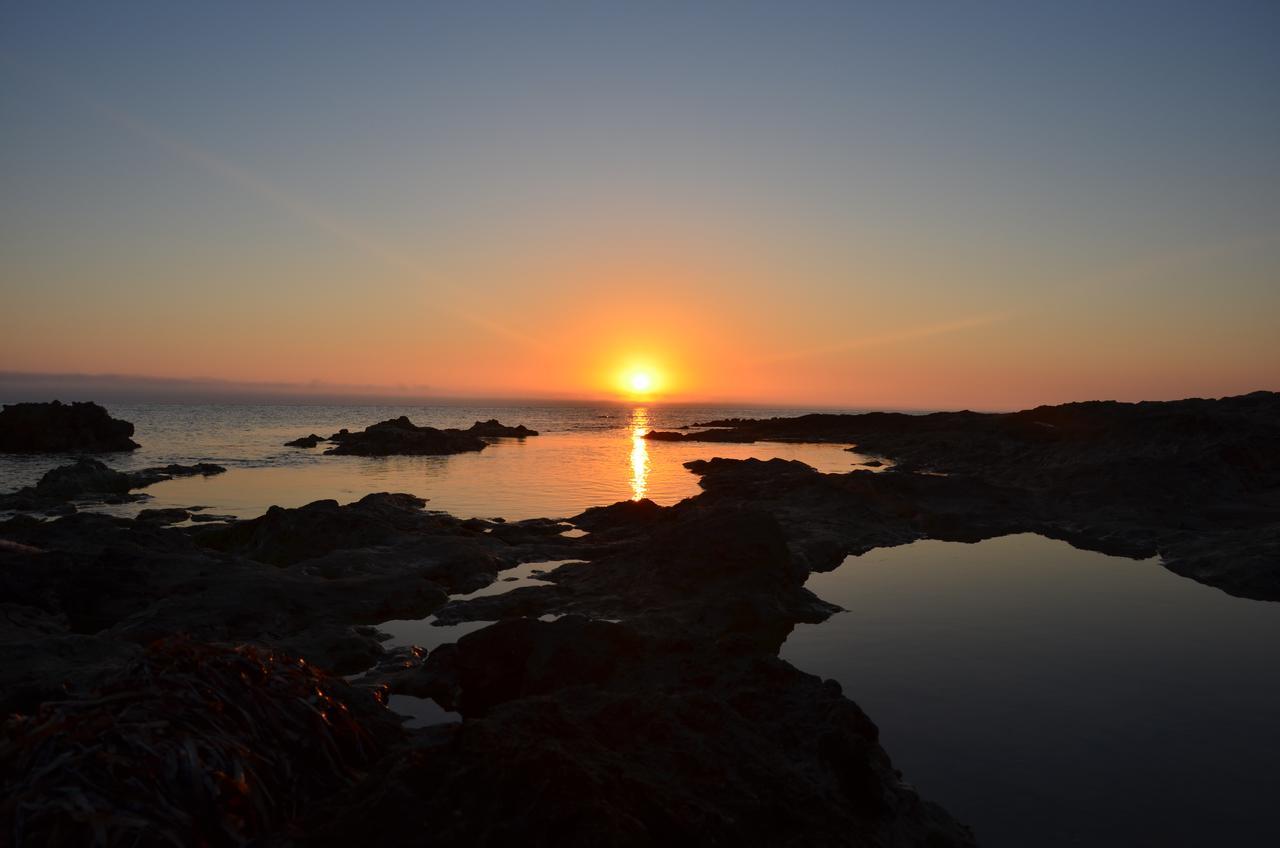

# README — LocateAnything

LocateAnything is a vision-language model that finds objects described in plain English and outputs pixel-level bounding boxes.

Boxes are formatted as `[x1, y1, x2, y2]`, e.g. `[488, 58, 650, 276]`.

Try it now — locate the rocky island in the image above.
[284, 417, 539, 455]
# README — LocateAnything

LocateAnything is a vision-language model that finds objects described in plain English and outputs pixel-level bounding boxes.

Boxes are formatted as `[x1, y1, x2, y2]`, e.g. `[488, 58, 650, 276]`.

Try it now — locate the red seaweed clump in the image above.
[0, 639, 400, 847]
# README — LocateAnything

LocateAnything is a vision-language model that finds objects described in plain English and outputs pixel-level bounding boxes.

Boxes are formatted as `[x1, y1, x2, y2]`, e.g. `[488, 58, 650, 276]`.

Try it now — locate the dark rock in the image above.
[315, 617, 975, 847]
[0, 400, 139, 453]
[570, 497, 663, 532]
[30, 458, 138, 498]
[0, 640, 400, 845]
[286, 433, 327, 447]
[0, 459, 226, 511]
[669, 393, 1280, 600]
[325, 416, 488, 456]
[464, 418, 539, 437]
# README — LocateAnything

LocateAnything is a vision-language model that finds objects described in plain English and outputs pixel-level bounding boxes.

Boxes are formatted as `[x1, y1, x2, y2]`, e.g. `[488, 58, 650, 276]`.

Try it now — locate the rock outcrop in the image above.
[464, 418, 539, 437]
[0, 401, 139, 453]
[325, 417, 489, 456]
[650, 392, 1280, 600]
[0, 458, 226, 511]
[0, 484, 975, 845]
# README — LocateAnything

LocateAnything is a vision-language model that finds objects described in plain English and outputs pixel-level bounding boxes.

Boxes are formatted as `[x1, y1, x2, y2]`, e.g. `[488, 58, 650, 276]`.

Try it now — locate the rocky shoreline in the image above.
[648, 391, 1280, 601]
[2, 391, 1277, 845]
[0, 485, 974, 845]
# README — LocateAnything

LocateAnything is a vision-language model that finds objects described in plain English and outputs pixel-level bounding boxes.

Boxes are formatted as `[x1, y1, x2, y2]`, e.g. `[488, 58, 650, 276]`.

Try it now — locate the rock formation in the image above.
[0, 401, 139, 452]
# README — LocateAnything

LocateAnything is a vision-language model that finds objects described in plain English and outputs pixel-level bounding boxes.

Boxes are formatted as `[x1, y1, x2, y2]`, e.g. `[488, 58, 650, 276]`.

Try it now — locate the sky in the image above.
[2, 1, 1278, 409]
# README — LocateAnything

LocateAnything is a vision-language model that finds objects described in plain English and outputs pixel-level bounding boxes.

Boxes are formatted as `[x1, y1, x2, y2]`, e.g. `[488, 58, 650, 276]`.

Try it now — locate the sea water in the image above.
[0, 402, 874, 520]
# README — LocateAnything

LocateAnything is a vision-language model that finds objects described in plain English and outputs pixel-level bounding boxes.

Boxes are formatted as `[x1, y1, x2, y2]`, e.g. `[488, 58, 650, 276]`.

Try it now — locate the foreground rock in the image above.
[650, 391, 1280, 600]
[0, 483, 974, 844]
[1, 639, 400, 846]
[0, 400, 138, 453]
[312, 616, 970, 847]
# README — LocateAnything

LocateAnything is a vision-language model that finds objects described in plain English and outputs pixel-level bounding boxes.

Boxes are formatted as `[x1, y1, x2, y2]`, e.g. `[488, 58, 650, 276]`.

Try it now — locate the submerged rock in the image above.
[0, 400, 139, 453]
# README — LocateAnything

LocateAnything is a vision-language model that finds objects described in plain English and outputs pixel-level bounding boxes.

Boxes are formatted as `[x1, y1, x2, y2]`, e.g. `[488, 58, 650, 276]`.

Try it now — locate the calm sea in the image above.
[0, 402, 868, 520]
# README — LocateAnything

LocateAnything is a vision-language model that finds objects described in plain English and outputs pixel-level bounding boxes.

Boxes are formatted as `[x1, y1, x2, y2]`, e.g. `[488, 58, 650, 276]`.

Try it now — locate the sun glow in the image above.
[619, 365, 663, 398]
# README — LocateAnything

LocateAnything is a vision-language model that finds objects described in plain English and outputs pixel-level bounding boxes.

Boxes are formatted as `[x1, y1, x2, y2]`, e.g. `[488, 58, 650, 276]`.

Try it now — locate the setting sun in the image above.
[628, 371, 655, 394]
[614, 362, 665, 398]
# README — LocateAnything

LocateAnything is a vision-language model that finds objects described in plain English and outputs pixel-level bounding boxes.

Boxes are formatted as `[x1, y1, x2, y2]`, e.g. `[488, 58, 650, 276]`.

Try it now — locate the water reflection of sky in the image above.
[783, 534, 1280, 848]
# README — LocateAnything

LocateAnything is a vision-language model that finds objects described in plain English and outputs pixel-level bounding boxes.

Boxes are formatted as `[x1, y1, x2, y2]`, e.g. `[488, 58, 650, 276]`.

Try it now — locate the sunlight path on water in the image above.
[630, 407, 650, 501]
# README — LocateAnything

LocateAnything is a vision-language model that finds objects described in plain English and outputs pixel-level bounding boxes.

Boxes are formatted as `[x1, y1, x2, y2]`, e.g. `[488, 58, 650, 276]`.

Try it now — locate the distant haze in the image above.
[2, 3, 1278, 408]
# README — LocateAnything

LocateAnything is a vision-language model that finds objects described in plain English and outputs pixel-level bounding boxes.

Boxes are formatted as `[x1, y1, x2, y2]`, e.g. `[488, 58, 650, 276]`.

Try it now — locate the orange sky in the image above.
[2, 5, 1278, 409]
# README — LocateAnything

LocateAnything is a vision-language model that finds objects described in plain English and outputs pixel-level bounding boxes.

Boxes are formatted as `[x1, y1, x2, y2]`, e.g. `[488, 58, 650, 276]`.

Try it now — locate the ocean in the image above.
[0, 401, 870, 520]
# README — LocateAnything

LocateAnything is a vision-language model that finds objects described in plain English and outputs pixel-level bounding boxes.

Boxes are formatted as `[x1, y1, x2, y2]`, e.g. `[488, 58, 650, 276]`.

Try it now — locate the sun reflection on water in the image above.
[629, 407, 649, 501]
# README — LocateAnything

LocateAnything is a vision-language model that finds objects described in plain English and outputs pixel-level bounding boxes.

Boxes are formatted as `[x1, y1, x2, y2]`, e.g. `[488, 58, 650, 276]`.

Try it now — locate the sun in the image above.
[616, 364, 663, 398]
[628, 371, 655, 394]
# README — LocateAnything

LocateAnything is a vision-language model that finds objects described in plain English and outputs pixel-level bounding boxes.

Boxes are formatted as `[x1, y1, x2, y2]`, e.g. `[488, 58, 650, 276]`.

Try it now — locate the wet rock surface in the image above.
[0, 400, 139, 453]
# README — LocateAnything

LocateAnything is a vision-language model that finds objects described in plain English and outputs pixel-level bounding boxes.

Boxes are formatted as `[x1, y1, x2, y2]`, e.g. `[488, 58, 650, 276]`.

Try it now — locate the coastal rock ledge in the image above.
[0, 401, 139, 453]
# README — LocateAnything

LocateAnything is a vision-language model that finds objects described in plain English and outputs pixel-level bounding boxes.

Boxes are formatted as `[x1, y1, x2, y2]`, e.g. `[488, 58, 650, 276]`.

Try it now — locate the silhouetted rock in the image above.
[0, 459, 226, 511]
[570, 497, 663, 532]
[325, 416, 488, 456]
[0, 401, 139, 453]
[285, 433, 327, 447]
[0, 478, 974, 843]
[321, 616, 975, 847]
[464, 418, 539, 437]
[667, 392, 1280, 600]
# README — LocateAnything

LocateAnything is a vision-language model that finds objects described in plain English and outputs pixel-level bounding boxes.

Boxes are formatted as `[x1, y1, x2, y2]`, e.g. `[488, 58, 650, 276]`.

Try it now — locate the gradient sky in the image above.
[2, 1, 1278, 408]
